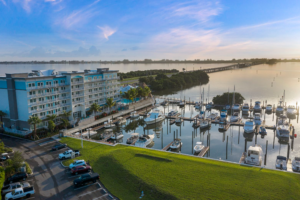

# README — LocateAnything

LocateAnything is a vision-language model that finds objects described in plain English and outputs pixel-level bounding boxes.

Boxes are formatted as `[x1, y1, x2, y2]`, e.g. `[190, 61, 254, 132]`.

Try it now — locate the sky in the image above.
[1, 0, 300, 61]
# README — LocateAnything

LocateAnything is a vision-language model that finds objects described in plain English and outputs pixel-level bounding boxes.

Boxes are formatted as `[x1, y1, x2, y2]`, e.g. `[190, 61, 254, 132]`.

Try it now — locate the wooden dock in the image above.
[239, 152, 246, 164]
[180, 115, 198, 121]
[130, 138, 139, 145]
[100, 133, 113, 142]
[165, 113, 181, 119]
[162, 142, 173, 151]
[198, 146, 209, 157]
[287, 158, 293, 172]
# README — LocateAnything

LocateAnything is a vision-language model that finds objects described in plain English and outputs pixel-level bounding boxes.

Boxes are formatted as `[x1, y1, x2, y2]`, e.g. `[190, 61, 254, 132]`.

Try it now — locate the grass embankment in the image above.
[0, 167, 5, 200]
[61, 137, 300, 200]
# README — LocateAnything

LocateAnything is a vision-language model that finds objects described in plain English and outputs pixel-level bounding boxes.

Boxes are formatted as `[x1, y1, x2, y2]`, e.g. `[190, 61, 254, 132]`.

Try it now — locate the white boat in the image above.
[275, 156, 287, 170]
[175, 118, 183, 124]
[218, 121, 229, 131]
[111, 132, 124, 140]
[292, 157, 300, 172]
[81, 130, 97, 138]
[277, 115, 289, 126]
[265, 104, 273, 112]
[207, 112, 218, 120]
[225, 105, 231, 110]
[179, 101, 185, 107]
[245, 145, 263, 166]
[276, 125, 290, 140]
[126, 133, 139, 144]
[104, 120, 116, 129]
[287, 105, 297, 115]
[242, 103, 249, 112]
[200, 119, 211, 129]
[276, 100, 284, 113]
[116, 116, 126, 125]
[206, 102, 213, 110]
[254, 113, 262, 125]
[169, 139, 182, 150]
[232, 104, 240, 111]
[244, 120, 255, 133]
[230, 112, 240, 122]
[135, 134, 154, 148]
[194, 142, 205, 154]
[130, 111, 140, 119]
[220, 109, 228, 122]
[144, 109, 165, 125]
[253, 101, 261, 112]
[168, 110, 178, 117]
[194, 102, 201, 109]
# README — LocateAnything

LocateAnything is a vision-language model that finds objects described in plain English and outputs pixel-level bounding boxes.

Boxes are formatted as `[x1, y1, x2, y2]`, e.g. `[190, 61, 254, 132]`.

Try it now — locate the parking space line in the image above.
[38, 140, 56, 146]
[78, 188, 102, 197]
[73, 182, 98, 191]
[92, 194, 109, 200]
[26, 197, 35, 200]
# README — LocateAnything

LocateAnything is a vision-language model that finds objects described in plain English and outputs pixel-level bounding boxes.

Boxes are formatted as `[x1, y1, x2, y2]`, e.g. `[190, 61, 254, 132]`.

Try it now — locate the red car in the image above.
[71, 165, 92, 175]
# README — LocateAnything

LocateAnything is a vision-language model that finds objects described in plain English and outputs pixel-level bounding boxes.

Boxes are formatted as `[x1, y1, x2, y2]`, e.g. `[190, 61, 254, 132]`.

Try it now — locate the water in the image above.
[120, 98, 141, 104]
[91, 62, 300, 170]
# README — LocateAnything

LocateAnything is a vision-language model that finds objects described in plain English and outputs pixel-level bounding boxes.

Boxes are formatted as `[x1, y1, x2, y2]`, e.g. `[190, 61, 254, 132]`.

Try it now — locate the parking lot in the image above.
[0, 135, 115, 200]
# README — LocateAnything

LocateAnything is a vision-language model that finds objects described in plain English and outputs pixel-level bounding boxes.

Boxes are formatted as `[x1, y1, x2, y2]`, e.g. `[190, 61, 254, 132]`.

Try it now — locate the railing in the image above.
[72, 99, 85, 104]
[72, 87, 84, 91]
[71, 81, 84, 85]
[4, 127, 32, 136]
[27, 83, 69, 90]
[72, 93, 84, 97]
[27, 90, 70, 98]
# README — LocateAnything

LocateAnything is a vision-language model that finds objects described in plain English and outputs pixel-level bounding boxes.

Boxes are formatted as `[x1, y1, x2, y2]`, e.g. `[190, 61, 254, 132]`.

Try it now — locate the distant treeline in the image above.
[212, 92, 245, 105]
[118, 69, 179, 80]
[139, 71, 209, 91]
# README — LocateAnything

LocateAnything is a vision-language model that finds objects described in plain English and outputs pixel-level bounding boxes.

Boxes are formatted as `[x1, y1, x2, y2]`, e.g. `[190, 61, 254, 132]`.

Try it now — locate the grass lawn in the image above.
[61, 137, 300, 200]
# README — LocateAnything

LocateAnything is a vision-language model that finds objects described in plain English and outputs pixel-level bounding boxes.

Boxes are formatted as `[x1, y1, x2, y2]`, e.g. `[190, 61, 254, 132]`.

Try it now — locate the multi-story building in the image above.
[0, 68, 120, 134]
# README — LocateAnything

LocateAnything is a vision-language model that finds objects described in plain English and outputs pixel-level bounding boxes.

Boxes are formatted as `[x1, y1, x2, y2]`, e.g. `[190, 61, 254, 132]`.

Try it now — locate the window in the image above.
[63, 107, 67, 111]
[88, 77, 92, 81]
[30, 99, 36, 103]
[89, 95, 92, 99]
[62, 100, 67, 104]
[38, 97, 44, 101]
[29, 91, 35, 95]
[46, 81, 52, 86]
[88, 89, 92, 93]
[28, 83, 35, 87]
[61, 87, 65, 90]
[39, 105, 45, 109]
[89, 101, 93, 104]
[47, 103, 52, 107]
[95, 100, 98, 103]
[38, 90, 44, 94]
[54, 80, 58, 84]
[60, 80, 65, 84]
[37, 82, 43, 87]
[46, 89, 50, 93]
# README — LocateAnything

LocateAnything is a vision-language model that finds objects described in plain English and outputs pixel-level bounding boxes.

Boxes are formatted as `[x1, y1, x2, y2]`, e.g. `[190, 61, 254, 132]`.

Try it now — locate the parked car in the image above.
[69, 160, 86, 169]
[71, 165, 92, 175]
[5, 173, 28, 185]
[2, 182, 30, 195]
[52, 143, 67, 151]
[0, 153, 10, 162]
[5, 187, 34, 200]
[73, 173, 99, 187]
[59, 150, 80, 160]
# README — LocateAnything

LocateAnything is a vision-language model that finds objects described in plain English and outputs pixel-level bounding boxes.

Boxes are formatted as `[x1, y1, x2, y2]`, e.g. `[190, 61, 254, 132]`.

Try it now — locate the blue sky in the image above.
[1, 0, 300, 61]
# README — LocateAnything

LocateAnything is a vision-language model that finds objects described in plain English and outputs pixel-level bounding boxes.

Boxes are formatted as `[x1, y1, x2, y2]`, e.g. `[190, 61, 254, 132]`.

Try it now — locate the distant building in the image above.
[0, 68, 120, 134]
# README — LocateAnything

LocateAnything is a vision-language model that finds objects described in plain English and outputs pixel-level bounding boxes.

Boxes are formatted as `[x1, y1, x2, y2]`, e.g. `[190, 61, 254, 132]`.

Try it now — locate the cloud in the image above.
[12, 0, 33, 13]
[97, 25, 116, 40]
[0, 0, 6, 6]
[122, 49, 127, 51]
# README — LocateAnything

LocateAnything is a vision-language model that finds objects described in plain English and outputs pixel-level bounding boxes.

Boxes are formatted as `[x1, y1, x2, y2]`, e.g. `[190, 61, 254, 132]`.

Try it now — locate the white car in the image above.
[59, 150, 80, 160]
[69, 160, 86, 169]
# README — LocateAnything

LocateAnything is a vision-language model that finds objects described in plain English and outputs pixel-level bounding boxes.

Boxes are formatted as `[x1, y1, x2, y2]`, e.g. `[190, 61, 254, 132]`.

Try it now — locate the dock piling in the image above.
[287, 143, 290, 160]
[264, 140, 268, 165]
[226, 135, 228, 160]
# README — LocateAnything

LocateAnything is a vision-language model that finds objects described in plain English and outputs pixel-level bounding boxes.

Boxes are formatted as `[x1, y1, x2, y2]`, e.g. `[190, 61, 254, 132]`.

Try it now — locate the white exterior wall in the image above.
[0, 89, 10, 117]
[16, 90, 30, 121]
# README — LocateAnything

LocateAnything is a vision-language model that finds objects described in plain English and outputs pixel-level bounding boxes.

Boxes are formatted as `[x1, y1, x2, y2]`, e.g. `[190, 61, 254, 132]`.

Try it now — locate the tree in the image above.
[155, 73, 168, 81]
[106, 98, 116, 114]
[0, 111, 6, 129]
[9, 151, 24, 170]
[90, 103, 100, 115]
[142, 86, 151, 99]
[128, 88, 138, 103]
[61, 110, 72, 120]
[137, 87, 143, 97]
[46, 114, 57, 121]
[48, 120, 55, 133]
[28, 116, 42, 140]
[60, 118, 70, 129]
[122, 91, 133, 103]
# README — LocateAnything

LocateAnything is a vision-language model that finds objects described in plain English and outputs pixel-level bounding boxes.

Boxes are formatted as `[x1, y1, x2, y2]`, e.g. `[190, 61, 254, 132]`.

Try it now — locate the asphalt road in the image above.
[0, 135, 114, 200]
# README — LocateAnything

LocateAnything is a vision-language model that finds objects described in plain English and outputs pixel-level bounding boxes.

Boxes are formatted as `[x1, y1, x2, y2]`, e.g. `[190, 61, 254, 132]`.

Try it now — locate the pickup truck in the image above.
[2, 182, 30, 195]
[5, 187, 35, 200]
[5, 173, 28, 185]
[59, 150, 80, 160]
[73, 173, 99, 187]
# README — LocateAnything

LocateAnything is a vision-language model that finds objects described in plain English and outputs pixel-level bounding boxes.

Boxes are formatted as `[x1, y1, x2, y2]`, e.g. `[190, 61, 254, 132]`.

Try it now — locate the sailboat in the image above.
[225, 88, 230, 110]
[206, 85, 213, 109]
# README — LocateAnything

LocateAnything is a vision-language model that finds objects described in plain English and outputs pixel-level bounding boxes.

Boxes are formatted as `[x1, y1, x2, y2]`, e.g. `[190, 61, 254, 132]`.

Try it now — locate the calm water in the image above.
[92, 62, 300, 170]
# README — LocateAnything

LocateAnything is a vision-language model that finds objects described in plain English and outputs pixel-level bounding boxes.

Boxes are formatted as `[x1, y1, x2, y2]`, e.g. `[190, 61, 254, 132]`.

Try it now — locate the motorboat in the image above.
[169, 139, 182, 150]
[254, 113, 262, 125]
[265, 104, 273, 112]
[161, 101, 169, 106]
[292, 157, 300, 172]
[244, 145, 263, 166]
[207, 112, 218, 120]
[144, 109, 165, 125]
[220, 109, 228, 122]
[242, 103, 249, 112]
[276, 100, 284, 113]
[197, 111, 205, 119]
[115, 117, 126, 125]
[130, 111, 140, 119]
[175, 117, 183, 124]
[126, 133, 139, 144]
[230, 112, 240, 122]
[253, 101, 261, 112]
[287, 105, 297, 115]
[194, 142, 205, 154]
[275, 156, 287, 170]
[277, 115, 289, 126]
[81, 130, 97, 138]
[135, 134, 154, 148]
[168, 110, 178, 117]
[225, 105, 231, 110]
[200, 119, 211, 129]
[194, 102, 201, 109]
[232, 104, 240, 111]
[218, 121, 229, 131]
[111, 132, 124, 140]
[179, 101, 185, 107]
[244, 120, 255, 134]
[276, 125, 290, 140]
[259, 126, 267, 135]
[104, 119, 116, 129]
[206, 102, 213, 110]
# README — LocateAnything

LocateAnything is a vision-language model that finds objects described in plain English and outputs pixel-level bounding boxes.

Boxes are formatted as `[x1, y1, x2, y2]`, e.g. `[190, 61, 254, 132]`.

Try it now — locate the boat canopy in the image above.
[233, 112, 239, 116]
[248, 145, 262, 153]
[255, 101, 261, 104]
[148, 112, 160, 119]
[196, 142, 202, 145]
[131, 133, 139, 136]
[245, 121, 254, 126]
[276, 156, 286, 160]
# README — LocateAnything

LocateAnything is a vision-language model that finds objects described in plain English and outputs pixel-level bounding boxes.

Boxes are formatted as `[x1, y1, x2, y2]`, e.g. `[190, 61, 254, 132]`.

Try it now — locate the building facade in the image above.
[0, 68, 120, 134]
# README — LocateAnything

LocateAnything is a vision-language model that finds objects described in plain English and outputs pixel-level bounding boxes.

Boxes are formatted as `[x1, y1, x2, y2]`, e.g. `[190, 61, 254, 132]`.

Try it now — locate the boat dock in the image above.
[239, 152, 247, 164]
[130, 138, 139, 146]
[180, 115, 198, 121]
[100, 133, 114, 142]
[198, 146, 209, 157]
[165, 113, 181, 119]
[287, 159, 293, 172]
[162, 141, 173, 151]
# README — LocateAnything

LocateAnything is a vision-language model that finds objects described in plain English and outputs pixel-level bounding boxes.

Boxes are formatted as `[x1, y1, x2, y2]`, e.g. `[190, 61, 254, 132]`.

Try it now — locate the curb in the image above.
[0, 133, 32, 142]
[61, 161, 68, 168]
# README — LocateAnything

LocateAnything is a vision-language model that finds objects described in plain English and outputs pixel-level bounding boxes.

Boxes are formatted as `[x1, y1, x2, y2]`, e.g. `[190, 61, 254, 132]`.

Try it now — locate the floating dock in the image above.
[239, 152, 247, 164]
[287, 159, 293, 172]
[198, 146, 209, 157]
[100, 133, 113, 142]
[162, 142, 173, 151]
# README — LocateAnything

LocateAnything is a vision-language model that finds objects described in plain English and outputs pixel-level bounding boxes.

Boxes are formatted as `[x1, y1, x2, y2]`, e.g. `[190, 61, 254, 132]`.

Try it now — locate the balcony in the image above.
[72, 87, 84, 91]
[27, 83, 69, 91]
[72, 93, 84, 97]
[72, 99, 85, 104]
[71, 80, 84, 85]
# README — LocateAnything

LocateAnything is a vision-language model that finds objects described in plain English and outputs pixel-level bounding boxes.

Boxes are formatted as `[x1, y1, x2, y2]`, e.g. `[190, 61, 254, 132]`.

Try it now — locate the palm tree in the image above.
[90, 103, 100, 116]
[142, 86, 151, 99]
[60, 118, 70, 129]
[28, 116, 42, 140]
[0, 111, 6, 129]
[61, 110, 72, 120]
[106, 98, 116, 114]
[46, 114, 57, 122]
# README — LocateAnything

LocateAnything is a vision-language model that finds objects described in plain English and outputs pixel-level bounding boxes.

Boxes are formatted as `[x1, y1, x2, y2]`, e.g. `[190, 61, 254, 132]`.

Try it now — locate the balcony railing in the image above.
[71, 80, 84, 85]
[27, 83, 69, 90]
